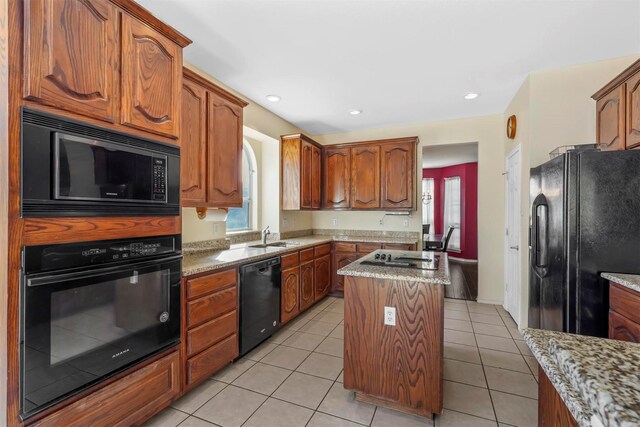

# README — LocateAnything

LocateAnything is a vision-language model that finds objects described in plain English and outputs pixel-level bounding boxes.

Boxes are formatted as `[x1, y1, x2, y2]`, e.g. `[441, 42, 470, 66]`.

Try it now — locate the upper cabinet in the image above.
[281, 134, 323, 210]
[23, 0, 191, 143]
[23, 0, 119, 122]
[180, 68, 248, 208]
[351, 145, 381, 209]
[121, 14, 182, 139]
[324, 147, 351, 209]
[381, 141, 415, 209]
[593, 59, 640, 151]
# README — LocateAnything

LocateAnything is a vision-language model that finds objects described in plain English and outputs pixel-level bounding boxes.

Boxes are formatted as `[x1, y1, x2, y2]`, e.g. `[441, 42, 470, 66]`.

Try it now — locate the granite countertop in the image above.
[601, 272, 640, 294]
[523, 328, 640, 427]
[182, 234, 419, 276]
[337, 250, 450, 285]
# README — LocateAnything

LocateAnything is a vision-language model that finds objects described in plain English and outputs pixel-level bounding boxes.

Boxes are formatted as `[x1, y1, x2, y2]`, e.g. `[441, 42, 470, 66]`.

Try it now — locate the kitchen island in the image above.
[338, 250, 450, 418]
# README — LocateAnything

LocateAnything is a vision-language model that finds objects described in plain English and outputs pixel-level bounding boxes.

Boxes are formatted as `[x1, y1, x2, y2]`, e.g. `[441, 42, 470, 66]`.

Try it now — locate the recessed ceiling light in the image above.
[349, 109, 362, 115]
[464, 92, 479, 100]
[266, 94, 281, 102]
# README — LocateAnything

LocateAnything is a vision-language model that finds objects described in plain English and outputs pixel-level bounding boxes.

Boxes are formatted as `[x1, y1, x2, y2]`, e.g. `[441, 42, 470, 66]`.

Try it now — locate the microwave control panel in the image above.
[152, 157, 167, 201]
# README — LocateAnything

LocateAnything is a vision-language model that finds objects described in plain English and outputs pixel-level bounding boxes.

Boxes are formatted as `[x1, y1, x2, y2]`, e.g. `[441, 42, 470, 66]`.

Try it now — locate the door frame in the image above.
[504, 145, 521, 325]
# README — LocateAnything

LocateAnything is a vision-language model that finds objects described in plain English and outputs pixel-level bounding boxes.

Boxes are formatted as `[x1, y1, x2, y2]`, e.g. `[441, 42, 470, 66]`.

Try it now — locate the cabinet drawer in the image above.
[187, 334, 238, 385]
[187, 268, 237, 300]
[187, 310, 237, 356]
[383, 243, 416, 251]
[609, 310, 640, 343]
[281, 252, 300, 269]
[300, 248, 315, 262]
[314, 243, 331, 257]
[187, 287, 237, 328]
[610, 283, 640, 324]
[334, 242, 357, 253]
[33, 351, 180, 427]
[357, 242, 382, 254]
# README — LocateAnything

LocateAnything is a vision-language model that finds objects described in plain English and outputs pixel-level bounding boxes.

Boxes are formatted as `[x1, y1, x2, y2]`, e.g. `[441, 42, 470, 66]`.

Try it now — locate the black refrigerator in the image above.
[529, 147, 640, 337]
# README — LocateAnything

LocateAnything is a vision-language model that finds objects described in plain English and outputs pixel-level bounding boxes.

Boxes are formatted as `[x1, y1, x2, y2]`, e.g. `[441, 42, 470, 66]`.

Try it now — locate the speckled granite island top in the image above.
[523, 328, 640, 427]
[337, 250, 450, 285]
[602, 272, 640, 294]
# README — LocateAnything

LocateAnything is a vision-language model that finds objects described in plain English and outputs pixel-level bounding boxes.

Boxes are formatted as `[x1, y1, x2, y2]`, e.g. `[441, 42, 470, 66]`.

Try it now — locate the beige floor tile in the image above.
[317, 297, 337, 310]
[443, 381, 495, 420]
[245, 342, 278, 361]
[178, 417, 217, 427]
[443, 359, 487, 388]
[484, 367, 538, 399]
[315, 337, 344, 358]
[268, 327, 296, 344]
[313, 311, 344, 325]
[337, 370, 344, 383]
[273, 372, 334, 409]
[435, 409, 498, 426]
[318, 382, 376, 425]
[243, 398, 313, 427]
[475, 335, 519, 354]
[297, 352, 344, 380]
[444, 310, 471, 321]
[444, 342, 482, 364]
[326, 304, 345, 314]
[524, 356, 539, 377]
[472, 323, 511, 338]
[444, 329, 477, 346]
[491, 390, 538, 427]
[212, 358, 256, 383]
[194, 385, 267, 427]
[444, 318, 473, 332]
[515, 340, 534, 357]
[298, 309, 323, 323]
[467, 304, 499, 315]
[143, 407, 188, 427]
[299, 320, 337, 336]
[444, 303, 468, 313]
[232, 362, 292, 395]
[470, 313, 505, 326]
[282, 331, 325, 351]
[507, 327, 523, 340]
[282, 316, 312, 332]
[307, 412, 363, 427]
[329, 324, 345, 339]
[260, 345, 311, 370]
[371, 407, 434, 426]
[444, 298, 467, 305]
[479, 349, 530, 373]
[500, 315, 518, 329]
[171, 379, 226, 413]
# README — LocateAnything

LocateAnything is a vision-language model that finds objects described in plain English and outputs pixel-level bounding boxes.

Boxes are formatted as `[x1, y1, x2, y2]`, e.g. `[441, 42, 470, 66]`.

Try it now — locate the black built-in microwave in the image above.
[21, 108, 180, 217]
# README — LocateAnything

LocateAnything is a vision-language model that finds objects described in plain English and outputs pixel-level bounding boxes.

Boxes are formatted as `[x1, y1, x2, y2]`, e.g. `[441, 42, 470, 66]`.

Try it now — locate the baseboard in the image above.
[447, 256, 478, 263]
[476, 298, 503, 305]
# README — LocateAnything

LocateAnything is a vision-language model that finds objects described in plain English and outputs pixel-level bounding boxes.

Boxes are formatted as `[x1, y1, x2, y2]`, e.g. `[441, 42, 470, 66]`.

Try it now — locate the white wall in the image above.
[313, 115, 505, 304]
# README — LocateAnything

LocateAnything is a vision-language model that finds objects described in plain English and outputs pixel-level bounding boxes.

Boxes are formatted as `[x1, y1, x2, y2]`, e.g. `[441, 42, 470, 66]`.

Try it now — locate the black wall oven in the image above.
[21, 108, 180, 217]
[20, 235, 182, 420]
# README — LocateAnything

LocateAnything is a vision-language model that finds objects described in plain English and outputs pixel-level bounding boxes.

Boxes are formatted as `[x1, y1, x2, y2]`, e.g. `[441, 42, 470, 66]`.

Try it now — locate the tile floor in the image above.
[145, 297, 539, 427]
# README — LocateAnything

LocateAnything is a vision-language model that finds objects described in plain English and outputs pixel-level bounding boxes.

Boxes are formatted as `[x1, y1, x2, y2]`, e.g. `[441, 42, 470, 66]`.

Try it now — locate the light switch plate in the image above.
[384, 306, 396, 326]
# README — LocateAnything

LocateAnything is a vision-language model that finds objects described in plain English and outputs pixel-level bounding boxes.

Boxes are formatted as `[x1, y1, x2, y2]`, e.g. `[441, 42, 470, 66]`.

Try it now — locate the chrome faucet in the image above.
[262, 226, 271, 244]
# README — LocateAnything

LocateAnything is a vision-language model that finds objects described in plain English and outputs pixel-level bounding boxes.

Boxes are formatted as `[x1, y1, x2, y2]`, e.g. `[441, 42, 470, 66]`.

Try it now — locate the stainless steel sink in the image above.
[248, 241, 300, 249]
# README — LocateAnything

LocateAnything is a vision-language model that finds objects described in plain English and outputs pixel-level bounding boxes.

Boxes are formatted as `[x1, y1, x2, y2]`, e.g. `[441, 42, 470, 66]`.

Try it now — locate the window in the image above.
[422, 178, 435, 226]
[443, 176, 461, 251]
[227, 143, 255, 231]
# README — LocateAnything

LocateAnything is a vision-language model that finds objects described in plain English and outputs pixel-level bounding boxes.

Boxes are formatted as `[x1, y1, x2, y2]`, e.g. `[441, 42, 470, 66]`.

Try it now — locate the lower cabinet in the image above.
[314, 255, 331, 301]
[32, 351, 180, 427]
[281, 266, 300, 324]
[300, 260, 315, 311]
[332, 252, 358, 293]
[538, 367, 579, 427]
[608, 282, 640, 342]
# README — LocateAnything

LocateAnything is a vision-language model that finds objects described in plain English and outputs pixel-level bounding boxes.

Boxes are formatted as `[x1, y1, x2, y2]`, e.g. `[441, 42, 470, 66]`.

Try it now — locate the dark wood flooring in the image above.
[444, 259, 478, 301]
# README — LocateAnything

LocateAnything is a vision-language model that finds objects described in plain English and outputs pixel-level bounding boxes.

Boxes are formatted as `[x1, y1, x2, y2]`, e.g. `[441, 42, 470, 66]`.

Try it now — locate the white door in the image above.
[504, 146, 521, 324]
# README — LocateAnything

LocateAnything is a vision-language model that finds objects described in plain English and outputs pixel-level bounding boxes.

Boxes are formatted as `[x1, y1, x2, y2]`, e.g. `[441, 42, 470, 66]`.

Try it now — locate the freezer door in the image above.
[575, 150, 640, 337]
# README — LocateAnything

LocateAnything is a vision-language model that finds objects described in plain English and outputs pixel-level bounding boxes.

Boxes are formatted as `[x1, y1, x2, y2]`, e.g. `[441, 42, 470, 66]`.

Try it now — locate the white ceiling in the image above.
[139, 0, 640, 135]
[422, 142, 478, 168]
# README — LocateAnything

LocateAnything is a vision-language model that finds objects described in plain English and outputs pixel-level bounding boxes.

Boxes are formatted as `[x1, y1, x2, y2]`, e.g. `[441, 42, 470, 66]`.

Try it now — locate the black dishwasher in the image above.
[239, 257, 281, 356]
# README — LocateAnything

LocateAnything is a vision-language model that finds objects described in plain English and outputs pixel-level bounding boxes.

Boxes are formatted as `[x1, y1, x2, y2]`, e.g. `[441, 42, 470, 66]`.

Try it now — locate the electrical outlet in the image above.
[403, 219, 409, 227]
[332, 218, 338, 226]
[384, 306, 396, 326]
[283, 219, 289, 227]
[213, 223, 220, 234]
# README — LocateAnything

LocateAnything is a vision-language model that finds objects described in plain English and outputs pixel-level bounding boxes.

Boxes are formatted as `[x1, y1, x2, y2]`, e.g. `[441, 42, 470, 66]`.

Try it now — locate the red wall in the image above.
[422, 162, 478, 260]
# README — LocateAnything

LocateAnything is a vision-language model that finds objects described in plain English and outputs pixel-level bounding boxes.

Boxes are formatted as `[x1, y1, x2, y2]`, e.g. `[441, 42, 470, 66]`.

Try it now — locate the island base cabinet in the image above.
[538, 368, 579, 427]
[343, 275, 443, 418]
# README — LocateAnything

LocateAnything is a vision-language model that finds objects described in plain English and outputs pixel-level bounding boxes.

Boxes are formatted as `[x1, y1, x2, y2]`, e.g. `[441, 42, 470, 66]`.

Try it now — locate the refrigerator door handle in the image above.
[531, 194, 550, 279]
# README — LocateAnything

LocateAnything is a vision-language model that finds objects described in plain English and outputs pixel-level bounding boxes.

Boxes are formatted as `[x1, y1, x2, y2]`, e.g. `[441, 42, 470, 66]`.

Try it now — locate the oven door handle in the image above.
[25, 255, 183, 287]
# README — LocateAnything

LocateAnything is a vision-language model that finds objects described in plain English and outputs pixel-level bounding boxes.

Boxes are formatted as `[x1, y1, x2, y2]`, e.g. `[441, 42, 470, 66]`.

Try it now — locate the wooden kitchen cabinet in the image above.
[595, 86, 626, 151]
[181, 68, 248, 208]
[324, 147, 351, 208]
[538, 368, 579, 427]
[626, 70, 640, 149]
[381, 142, 415, 209]
[281, 267, 300, 324]
[608, 281, 640, 343]
[281, 134, 323, 210]
[332, 251, 358, 293]
[351, 145, 381, 209]
[314, 255, 331, 301]
[300, 259, 315, 311]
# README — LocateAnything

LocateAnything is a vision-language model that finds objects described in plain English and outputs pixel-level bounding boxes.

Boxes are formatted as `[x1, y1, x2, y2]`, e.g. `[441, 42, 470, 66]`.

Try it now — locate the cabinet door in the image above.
[626, 71, 640, 149]
[300, 141, 314, 209]
[332, 253, 357, 293]
[596, 85, 626, 151]
[207, 92, 243, 207]
[121, 14, 181, 139]
[324, 147, 351, 209]
[180, 77, 207, 205]
[281, 267, 300, 324]
[351, 145, 380, 209]
[299, 261, 315, 311]
[312, 145, 322, 209]
[381, 142, 415, 209]
[24, 0, 118, 122]
[314, 255, 331, 301]
[609, 310, 640, 343]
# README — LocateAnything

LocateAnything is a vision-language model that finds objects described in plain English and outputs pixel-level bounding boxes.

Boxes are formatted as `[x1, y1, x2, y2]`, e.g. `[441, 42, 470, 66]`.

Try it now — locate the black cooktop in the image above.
[361, 252, 440, 270]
